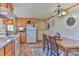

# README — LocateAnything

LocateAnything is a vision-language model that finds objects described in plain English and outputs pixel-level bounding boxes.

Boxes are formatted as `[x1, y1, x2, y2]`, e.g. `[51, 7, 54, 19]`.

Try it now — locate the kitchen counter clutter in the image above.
[0, 34, 20, 56]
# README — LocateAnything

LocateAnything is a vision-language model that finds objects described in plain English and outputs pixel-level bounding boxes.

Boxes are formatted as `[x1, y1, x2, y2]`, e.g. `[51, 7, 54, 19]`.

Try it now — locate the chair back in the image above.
[48, 35, 59, 56]
[42, 34, 49, 44]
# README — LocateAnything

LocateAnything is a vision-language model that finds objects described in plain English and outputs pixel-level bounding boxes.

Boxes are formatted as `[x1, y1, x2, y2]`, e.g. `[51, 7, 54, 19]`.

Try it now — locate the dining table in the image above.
[56, 37, 79, 56]
[43, 31, 79, 56]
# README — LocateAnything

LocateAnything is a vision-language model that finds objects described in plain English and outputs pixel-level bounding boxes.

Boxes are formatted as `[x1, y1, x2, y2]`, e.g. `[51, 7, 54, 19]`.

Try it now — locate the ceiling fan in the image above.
[55, 5, 67, 16]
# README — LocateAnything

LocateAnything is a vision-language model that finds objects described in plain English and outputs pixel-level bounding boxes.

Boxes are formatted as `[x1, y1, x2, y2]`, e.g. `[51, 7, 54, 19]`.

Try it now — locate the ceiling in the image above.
[12, 3, 75, 20]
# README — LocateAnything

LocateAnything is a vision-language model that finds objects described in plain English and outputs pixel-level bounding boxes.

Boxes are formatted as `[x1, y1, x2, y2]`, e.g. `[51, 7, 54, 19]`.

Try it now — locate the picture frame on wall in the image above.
[51, 19, 55, 27]
[47, 23, 50, 30]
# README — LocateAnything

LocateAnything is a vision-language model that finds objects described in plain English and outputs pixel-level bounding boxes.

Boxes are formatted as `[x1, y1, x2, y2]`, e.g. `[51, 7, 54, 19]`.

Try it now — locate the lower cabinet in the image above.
[0, 48, 4, 56]
[0, 35, 20, 56]
[4, 41, 14, 56]
[0, 41, 14, 56]
[20, 32, 26, 44]
[5, 49, 13, 56]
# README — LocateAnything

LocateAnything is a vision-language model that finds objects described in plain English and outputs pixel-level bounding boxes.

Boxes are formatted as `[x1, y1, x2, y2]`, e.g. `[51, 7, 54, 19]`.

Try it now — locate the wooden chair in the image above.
[48, 35, 59, 56]
[42, 34, 50, 56]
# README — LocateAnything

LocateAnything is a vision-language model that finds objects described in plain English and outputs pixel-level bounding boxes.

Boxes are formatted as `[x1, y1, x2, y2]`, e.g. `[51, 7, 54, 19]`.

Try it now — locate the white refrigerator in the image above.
[26, 24, 37, 43]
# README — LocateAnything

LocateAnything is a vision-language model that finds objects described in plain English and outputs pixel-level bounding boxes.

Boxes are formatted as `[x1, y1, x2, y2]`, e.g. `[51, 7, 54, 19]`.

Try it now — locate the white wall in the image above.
[49, 6, 79, 40]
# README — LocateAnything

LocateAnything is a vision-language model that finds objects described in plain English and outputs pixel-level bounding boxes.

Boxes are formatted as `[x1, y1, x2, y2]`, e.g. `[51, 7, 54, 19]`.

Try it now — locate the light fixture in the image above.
[55, 5, 67, 16]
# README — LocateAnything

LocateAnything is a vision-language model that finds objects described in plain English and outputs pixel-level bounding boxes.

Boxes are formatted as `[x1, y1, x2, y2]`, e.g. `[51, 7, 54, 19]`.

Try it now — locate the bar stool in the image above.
[42, 34, 50, 56]
[48, 35, 59, 56]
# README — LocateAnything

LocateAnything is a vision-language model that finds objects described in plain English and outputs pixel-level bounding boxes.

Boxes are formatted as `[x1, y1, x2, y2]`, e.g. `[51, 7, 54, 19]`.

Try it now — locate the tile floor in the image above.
[20, 40, 43, 56]
[20, 40, 79, 56]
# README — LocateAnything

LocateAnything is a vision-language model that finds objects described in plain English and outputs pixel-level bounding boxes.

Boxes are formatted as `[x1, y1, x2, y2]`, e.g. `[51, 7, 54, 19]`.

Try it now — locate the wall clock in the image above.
[66, 16, 76, 26]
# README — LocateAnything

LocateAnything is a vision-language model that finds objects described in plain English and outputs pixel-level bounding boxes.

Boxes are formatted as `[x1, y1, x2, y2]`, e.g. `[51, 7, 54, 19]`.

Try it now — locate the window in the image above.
[7, 25, 14, 31]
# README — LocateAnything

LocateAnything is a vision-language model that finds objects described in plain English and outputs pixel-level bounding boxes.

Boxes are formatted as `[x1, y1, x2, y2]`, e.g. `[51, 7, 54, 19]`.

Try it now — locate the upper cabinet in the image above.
[0, 3, 14, 12]
[3, 18, 13, 25]
[0, 3, 15, 34]
[0, 3, 14, 24]
[16, 18, 38, 28]
[0, 3, 7, 8]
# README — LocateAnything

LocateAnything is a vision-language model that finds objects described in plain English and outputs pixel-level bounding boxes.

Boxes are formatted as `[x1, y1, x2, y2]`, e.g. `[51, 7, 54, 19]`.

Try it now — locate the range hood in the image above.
[0, 7, 13, 19]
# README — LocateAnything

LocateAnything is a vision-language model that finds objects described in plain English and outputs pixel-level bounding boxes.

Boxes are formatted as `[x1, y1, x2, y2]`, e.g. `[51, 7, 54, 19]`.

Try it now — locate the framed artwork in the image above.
[47, 23, 50, 30]
[51, 19, 55, 27]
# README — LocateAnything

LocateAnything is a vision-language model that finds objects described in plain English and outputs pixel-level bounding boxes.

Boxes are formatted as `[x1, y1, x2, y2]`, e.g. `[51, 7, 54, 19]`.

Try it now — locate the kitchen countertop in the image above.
[0, 34, 19, 48]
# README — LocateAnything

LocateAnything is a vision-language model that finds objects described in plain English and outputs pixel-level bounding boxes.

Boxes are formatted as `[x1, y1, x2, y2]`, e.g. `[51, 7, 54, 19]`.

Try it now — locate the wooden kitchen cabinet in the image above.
[0, 3, 7, 8]
[3, 18, 13, 25]
[0, 41, 14, 56]
[16, 18, 22, 28]
[0, 48, 4, 56]
[16, 18, 39, 28]
[21, 19, 27, 27]
[7, 3, 13, 11]
[16, 18, 27, 28]
[0, 3, 13, 11]
[20, 32, 26, 44]
[5, 49, 13, 56]
[4, 41, 14, 56]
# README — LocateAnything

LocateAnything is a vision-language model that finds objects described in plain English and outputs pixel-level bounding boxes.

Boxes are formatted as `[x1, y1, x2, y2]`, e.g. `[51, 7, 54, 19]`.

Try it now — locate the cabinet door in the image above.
[16, 19, 22, 28]
[5, 49, 13, 56]
[5, 41, 14, 56]
[0, 3, 13, 11]
[7, 4, 13, 11]
[21, 19, 27, 27]
[0, 48, 4, 56]
[20, 32, 26, 44]
[16, 18, 27, 27]
[0, 3, 7, 7]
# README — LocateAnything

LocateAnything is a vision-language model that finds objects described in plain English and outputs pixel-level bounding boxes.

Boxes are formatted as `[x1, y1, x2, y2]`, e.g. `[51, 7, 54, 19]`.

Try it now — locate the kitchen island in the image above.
[0, 34, 20, 56]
